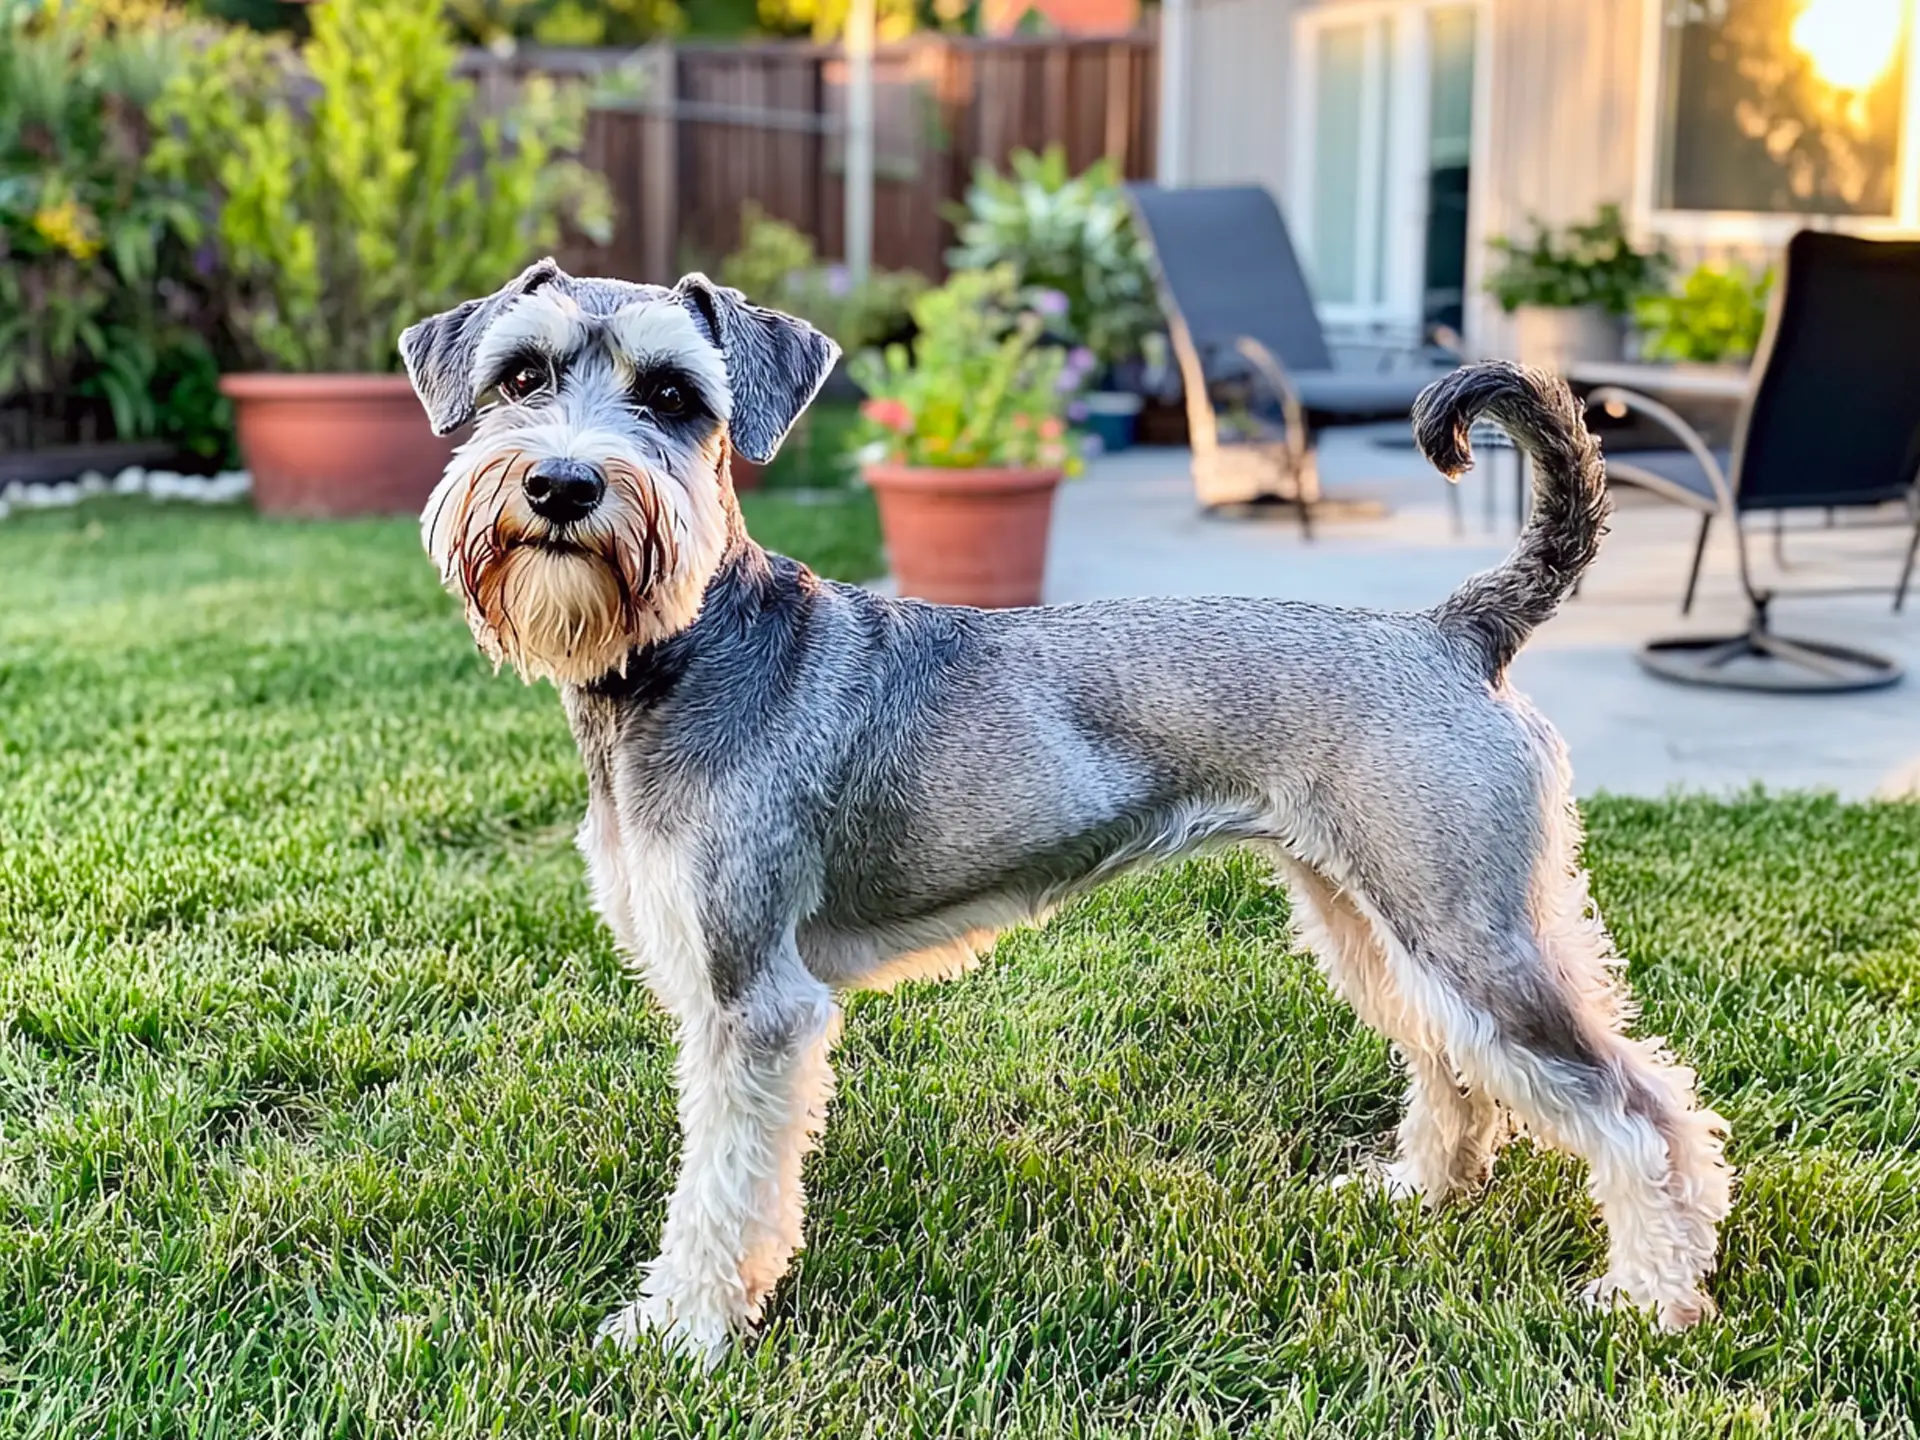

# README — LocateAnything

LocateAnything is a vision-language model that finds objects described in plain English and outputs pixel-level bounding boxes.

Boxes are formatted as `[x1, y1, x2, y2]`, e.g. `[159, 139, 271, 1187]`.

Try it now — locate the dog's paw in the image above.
[1579, 1274, 1716, 1332]
[595, 1289, 735, 1369]
[1327, 1159, 1428, 1205]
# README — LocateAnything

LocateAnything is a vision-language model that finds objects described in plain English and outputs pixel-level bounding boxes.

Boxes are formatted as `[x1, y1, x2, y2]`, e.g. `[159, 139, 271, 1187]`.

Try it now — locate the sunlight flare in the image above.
[1791, 0, 1904, 92]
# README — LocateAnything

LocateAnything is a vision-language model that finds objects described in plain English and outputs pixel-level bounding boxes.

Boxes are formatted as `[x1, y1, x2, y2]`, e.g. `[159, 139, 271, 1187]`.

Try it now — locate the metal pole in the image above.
[1156, 0, 1190, 187]
[844, 0, 876, 283]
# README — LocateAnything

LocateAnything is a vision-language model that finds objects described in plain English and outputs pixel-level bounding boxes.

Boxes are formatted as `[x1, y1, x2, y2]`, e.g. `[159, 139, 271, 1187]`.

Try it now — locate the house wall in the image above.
[1163, 0, 1655, 356]
[1469, 0, 1644, 353]
[1159, 0, 1295, 198]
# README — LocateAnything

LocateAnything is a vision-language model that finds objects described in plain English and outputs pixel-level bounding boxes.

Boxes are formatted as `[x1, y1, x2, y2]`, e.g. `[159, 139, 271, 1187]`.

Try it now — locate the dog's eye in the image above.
[639, 381, 688, 417]
[499, 361, 549, 403]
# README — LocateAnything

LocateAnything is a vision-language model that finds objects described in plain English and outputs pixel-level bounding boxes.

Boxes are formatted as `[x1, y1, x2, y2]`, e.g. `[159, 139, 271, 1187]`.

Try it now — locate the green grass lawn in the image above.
[1, 499, 1917, 1438]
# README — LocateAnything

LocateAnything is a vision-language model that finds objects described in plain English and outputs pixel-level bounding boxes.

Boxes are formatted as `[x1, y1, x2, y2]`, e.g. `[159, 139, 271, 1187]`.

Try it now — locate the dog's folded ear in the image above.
[400, 258, 566, 436]
[672, 273, 841, 464]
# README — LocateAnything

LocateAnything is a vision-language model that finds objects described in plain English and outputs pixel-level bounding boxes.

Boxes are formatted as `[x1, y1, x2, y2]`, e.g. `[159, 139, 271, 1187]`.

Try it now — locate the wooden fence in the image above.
[551, 32, 1158, 285]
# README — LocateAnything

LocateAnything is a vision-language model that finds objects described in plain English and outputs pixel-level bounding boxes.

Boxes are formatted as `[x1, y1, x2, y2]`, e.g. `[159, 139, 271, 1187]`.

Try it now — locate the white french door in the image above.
[1291, 0, 1488, 338]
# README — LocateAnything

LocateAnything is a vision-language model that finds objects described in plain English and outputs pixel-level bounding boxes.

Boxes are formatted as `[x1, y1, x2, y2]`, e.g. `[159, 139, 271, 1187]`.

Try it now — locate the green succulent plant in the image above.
[946, 146, 1162, 375]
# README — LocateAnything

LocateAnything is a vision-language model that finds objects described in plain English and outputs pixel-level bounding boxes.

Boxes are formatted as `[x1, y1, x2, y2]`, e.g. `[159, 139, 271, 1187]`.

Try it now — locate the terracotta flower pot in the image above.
[730, 451, 764, 492]
[864, 462, 1062, 608]
[220, 373, 458, 517]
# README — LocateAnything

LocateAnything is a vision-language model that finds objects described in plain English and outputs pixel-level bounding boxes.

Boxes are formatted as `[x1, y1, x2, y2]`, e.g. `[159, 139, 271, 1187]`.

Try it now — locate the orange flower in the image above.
[860, 397, 913, 433]
[1038, 416, 1065, 440]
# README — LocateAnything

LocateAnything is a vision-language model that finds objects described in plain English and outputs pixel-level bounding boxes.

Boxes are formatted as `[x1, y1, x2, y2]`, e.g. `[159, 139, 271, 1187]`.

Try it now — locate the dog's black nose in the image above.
[524, 459, 605, 524]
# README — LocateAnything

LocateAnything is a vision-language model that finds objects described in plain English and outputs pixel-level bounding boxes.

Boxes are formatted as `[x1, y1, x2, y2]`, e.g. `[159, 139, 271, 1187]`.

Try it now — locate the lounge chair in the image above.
[1126, 184, 1457, 528]
[1591, 230, 1920, 693]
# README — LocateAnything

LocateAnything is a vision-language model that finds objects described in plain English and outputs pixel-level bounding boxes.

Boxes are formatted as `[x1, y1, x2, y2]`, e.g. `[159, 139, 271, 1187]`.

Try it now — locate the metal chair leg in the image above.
[1682, 513, 1711, 615]
[1896, 510, 1919, 613]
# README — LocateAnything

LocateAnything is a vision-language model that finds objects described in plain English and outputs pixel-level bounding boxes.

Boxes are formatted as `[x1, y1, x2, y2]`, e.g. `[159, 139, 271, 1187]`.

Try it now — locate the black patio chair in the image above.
[1591, 230, 1920, 693]
[1126, 183, 1458, 531]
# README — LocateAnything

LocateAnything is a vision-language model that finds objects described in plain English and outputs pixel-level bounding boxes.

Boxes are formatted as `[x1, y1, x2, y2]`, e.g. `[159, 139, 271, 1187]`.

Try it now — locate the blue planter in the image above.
[1082, 392, 1144, 454]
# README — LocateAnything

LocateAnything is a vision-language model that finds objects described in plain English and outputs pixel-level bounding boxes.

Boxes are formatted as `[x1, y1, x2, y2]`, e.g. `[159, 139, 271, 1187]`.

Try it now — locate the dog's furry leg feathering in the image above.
[399, 260, 1732, 1364]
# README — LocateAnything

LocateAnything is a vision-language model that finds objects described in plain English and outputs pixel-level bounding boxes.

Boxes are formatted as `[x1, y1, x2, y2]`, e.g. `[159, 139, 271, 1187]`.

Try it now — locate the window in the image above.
[1293, 1, 1483, 330]
[1653, 0, 1910, 216]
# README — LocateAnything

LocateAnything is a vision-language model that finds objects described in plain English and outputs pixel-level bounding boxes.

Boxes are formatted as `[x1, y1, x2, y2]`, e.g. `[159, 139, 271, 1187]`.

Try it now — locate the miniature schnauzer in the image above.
[400, 259, 1733, 1364]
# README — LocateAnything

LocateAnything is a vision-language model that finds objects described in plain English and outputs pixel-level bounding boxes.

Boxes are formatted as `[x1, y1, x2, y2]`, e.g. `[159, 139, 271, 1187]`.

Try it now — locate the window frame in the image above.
[1632, 0, 1920, 244]
[1289, 0, 1495, 335]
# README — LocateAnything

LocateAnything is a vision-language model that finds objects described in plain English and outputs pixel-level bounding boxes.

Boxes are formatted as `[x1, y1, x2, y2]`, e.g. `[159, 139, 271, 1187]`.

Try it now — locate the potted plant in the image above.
[149, 0, 608, 516]
[1633, 262, 1774, 365]
[852, 265, 1082, 608]
[1486, 203, 1670, 373]
[947, 146, 1164, 453]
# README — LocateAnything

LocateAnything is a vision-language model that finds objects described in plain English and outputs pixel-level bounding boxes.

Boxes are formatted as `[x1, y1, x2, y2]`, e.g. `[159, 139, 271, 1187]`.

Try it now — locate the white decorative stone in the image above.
[0, 464, 257, 522]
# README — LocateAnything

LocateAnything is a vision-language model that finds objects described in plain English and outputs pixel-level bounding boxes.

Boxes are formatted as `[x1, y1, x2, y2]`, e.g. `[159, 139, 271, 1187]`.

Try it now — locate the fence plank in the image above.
[559, 31, 1157, 285]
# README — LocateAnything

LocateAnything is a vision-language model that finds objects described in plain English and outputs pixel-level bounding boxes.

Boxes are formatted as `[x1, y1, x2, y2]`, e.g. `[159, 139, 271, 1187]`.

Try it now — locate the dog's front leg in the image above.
[599, 950, 839, 1367]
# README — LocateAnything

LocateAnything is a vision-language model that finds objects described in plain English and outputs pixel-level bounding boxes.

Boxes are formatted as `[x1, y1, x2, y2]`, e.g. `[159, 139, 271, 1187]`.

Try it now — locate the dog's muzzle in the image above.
[524, 458, 606, 526]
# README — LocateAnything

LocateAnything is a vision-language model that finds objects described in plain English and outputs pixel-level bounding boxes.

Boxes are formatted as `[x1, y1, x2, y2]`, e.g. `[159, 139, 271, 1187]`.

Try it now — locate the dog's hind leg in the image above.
[1277, 857, 1505, 1202]
[1353, 856, 1732, 1330]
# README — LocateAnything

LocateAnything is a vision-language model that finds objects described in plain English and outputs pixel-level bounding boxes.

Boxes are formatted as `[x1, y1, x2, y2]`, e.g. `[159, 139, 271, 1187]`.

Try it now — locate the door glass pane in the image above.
[1424, 5, 1476, 330]
[1311, 22, 1367, 305]
[1657, 0, 1906, 215]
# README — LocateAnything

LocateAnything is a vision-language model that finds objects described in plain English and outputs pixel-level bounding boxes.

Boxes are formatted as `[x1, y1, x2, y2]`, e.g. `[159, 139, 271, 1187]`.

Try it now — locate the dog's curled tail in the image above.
[1413, 361, 1610, 678]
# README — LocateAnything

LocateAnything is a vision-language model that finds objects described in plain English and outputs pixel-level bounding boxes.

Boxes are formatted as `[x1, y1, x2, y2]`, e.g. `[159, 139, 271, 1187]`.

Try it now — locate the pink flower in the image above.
[861, 397, 913, 433]
[1039, 416, 1064, 440]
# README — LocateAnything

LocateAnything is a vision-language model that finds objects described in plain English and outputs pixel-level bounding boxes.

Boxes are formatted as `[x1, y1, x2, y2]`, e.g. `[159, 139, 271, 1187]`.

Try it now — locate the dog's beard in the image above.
[424, 447, 723, 685]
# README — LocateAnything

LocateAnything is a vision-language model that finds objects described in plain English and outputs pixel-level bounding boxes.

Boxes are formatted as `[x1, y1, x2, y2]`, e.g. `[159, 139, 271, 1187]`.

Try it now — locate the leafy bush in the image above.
[1485, 203, 1671, 317]
[0, 0, 231, 457]
[946, 145, 1161, 375]
[151, 0, 610, 374]
[851, 264, 1081, 473]
[1634, 263, 1773, 364]
[719, 203, 926, 357]
[444, 0, 685, 50]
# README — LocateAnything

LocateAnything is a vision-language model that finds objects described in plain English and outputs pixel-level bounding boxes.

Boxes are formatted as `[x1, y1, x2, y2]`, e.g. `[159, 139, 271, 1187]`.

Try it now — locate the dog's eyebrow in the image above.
[469, 289, 591, 396]
[605, 301, 732, 419]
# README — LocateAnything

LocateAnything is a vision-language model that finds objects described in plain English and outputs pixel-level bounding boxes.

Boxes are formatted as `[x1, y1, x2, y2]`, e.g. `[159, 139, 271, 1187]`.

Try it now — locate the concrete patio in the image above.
[1045, 429, 1920, 798]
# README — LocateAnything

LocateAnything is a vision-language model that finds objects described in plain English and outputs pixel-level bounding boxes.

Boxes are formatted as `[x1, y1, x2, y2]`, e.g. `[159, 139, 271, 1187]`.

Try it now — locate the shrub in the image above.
[945, 145, 1161, 375]
[0, 0, 231, 457]
[443, 0, 685, 50]
[150, 0, 610, 374]
[1485, 203, 1671, 317]
[1634, 263, 1773, 364]
[851, 264, 1081, 473]
[719, 203, 926, 357]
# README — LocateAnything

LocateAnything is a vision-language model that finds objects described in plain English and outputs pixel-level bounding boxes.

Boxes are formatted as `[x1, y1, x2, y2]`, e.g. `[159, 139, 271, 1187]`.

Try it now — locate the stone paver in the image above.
[1042, 429, 1920, 797]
